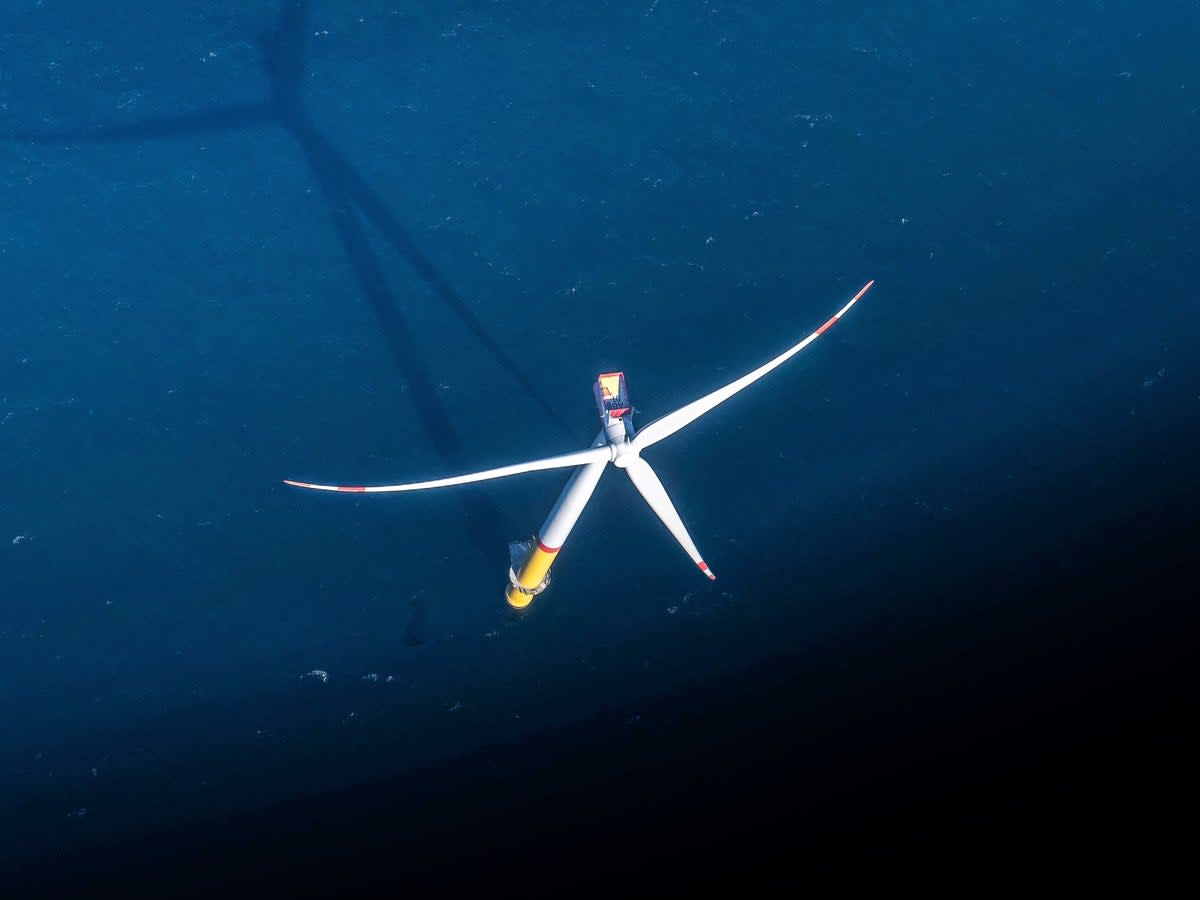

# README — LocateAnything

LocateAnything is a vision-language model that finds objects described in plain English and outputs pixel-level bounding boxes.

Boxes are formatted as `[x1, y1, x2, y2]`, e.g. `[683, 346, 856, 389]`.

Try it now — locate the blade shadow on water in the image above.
[304, 129, 570, 432]
[311, 152, 512, 548]
[4, 0, 567, 639]
[318, 174, 512, 648]
[4, 103, 273, 143]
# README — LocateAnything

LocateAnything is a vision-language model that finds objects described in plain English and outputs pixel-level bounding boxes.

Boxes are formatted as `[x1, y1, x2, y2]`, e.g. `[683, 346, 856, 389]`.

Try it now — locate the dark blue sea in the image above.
[2, 0, 1196, 890]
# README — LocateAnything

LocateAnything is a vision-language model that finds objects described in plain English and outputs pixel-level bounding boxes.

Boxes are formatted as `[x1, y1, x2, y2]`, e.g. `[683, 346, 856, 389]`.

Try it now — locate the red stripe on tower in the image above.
[537, 539, 560, 554]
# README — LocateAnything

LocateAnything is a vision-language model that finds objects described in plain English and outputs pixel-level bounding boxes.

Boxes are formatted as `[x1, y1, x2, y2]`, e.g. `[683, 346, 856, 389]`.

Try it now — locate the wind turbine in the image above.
[286, 281, 874, 608]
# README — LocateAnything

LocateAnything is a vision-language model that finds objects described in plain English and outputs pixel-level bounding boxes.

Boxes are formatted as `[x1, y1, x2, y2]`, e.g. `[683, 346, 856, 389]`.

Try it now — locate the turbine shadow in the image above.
[7, 0, 552, 637]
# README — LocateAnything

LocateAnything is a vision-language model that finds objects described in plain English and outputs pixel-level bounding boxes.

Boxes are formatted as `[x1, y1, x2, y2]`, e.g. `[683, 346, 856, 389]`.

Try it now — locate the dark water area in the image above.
[1, 0, 1196, 890]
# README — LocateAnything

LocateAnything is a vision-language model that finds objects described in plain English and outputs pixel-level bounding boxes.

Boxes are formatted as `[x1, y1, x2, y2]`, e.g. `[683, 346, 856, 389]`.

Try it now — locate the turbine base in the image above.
[504, 539, 554, 609]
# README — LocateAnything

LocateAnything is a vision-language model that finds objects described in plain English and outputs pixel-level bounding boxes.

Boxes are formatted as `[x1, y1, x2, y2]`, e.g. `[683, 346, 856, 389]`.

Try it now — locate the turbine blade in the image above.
[633, 280, 874, 450]
[623, 456, 715, 581]
[285, 444, 611, 494]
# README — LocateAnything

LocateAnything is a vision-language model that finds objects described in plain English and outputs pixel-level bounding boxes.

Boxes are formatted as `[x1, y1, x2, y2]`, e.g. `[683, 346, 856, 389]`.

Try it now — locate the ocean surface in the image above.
[1, 0, 1197, 889]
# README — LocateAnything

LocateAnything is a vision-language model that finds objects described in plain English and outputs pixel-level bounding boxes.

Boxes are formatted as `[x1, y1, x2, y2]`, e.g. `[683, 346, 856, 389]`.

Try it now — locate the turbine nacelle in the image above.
[284, 280, 875, 607]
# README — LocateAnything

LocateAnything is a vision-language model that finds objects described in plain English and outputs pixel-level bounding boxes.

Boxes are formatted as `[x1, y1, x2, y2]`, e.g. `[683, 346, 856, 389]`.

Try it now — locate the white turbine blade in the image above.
[633, 280, 874, 450]
[624, 456, 716, 581]
[284, 444, 611, 494]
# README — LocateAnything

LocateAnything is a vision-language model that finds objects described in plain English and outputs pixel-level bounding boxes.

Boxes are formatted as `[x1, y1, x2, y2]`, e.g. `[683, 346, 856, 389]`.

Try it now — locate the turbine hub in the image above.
[609, 437, 639, 468]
